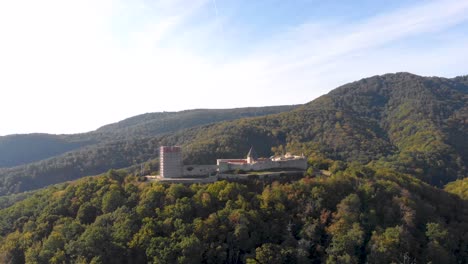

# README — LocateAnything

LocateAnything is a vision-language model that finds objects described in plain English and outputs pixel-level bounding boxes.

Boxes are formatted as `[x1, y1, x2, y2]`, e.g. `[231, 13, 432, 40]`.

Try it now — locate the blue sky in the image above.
[0, 0, 467, 135]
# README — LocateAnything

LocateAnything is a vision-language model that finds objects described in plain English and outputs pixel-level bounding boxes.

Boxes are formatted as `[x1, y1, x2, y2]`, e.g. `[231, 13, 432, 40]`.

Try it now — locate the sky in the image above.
[0, 0, 468, 135]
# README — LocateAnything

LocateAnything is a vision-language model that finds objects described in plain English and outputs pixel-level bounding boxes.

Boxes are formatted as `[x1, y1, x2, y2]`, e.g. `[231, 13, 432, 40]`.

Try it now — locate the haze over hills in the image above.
[0, 72, 466, 196]
[0, 134, 93, 168]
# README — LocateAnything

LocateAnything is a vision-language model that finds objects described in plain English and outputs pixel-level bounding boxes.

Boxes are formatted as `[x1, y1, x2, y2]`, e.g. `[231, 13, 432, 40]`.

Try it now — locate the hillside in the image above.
[0, 165, 466, 263]
[174, 73, 468, 186]
[95, 106, 298, 138]
[0, 73, 466, 196]
[0, 134, 94, 168]
[0, 106, 297, 196]
[0, 106, 296, 169]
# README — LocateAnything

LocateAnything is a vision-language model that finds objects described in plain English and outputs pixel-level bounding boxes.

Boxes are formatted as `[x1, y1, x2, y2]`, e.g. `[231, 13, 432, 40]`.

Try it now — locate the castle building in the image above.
[216, 146, 307, 173]
[160, 146, 183, 178]
[158, 146, 307, 180]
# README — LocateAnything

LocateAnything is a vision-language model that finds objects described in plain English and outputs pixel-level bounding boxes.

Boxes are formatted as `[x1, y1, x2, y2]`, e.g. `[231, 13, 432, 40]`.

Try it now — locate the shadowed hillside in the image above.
[0, 134, 94, 168]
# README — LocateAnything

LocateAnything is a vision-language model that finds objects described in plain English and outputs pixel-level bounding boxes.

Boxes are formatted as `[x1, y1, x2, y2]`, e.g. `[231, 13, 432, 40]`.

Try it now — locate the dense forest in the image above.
[0, 165, 466, 263]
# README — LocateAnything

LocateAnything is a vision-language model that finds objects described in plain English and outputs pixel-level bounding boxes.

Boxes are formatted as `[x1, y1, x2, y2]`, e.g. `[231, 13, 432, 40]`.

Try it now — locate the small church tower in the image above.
[246, 146, 258, 164]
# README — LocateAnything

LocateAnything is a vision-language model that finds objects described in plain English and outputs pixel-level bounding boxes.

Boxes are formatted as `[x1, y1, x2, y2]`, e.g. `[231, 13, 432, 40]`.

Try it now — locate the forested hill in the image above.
[173, 73, 468, 186]
[0, 106, 298, 195]
[95, 106, 299, 138]
[0, 134, 93, 168]
[0, 73, 466, 196]
[0, 106, 296, 169]
[0, 166, 467, 263]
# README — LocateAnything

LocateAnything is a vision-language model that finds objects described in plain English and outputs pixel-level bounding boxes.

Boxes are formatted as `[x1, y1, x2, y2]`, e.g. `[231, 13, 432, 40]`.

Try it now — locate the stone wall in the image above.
[218, 170, 304, 181]
[156, 176, 218, 184]
[183, 165, 218, 177]
[218, 158, 307, 173]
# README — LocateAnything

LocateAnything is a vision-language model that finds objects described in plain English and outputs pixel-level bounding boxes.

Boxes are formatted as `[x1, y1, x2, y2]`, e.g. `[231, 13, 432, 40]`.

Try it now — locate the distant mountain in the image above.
[0, 106, 298, 195]
[96, 106, 299, 138]
[0, 134, 93, 168]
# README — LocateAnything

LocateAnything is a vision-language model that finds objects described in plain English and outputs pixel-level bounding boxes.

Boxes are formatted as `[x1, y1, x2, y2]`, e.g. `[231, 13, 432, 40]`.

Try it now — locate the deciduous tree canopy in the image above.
[0, 166, 466, 263]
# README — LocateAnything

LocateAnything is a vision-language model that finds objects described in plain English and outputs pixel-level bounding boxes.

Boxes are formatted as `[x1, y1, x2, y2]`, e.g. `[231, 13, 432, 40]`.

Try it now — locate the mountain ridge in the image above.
[0, 72, 466, 195]
[0, 105, 298, 169]
[174, 72, 467, 185]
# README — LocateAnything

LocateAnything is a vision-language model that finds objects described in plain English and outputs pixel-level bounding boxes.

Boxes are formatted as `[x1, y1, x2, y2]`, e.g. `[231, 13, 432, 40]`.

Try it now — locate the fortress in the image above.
[153, 146, 307, 183]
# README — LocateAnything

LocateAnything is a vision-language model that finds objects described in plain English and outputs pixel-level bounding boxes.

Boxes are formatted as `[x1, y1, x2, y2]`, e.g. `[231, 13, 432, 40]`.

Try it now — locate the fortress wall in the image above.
[157, 176, 218, 184]
[183, 165, 218, 177]
[276, 159, 308, 170]
[218, 171, 305, 180]
[218, 159, 307, 173]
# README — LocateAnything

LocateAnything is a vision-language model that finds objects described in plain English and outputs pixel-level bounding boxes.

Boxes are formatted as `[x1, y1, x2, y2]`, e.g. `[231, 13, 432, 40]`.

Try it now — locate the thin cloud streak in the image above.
[244, 0, 468, 77]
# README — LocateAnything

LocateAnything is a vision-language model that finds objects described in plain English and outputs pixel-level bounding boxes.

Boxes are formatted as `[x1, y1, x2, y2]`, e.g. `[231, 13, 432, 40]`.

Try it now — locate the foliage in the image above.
[0, 166, 467, 263]
[445, 177, 468, 200]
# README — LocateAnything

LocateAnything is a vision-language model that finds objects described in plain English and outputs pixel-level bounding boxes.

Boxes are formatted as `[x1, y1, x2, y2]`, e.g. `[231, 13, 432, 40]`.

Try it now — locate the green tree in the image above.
[250, 243, 283, 264]
[77, 202, 98, 224]
[102, 188, 124, 213]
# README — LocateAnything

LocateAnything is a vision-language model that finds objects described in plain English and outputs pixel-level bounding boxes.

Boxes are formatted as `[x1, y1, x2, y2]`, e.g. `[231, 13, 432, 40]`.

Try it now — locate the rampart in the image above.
[217, 158, 307, 173]
[182, 165, 218, 177]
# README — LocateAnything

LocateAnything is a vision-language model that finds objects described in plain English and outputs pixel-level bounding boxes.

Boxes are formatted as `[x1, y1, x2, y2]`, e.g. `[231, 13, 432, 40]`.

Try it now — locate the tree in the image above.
[424, 222, 455, 263]
[77, 203, 98, 224]
[102, 188, 124, 213]
[250, 243, 283, 264]
[367, 226, 405, 263]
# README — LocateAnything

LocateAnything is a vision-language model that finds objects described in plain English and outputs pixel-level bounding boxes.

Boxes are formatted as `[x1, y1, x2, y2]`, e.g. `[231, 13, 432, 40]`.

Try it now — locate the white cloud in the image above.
[0, 0, 467, 135]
